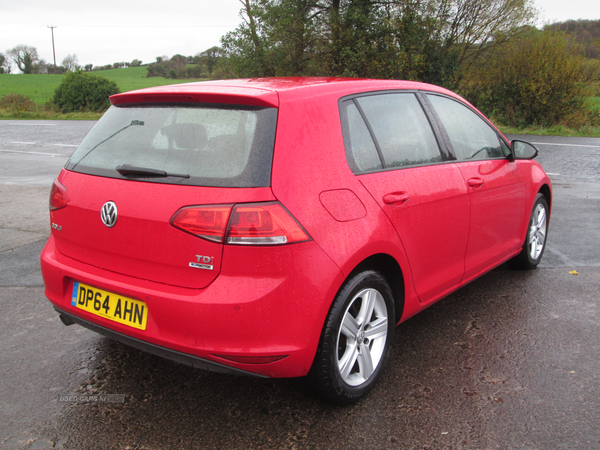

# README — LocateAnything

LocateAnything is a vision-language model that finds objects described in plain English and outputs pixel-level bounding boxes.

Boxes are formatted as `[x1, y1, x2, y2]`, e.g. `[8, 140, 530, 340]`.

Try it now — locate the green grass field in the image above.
[0, 66, 206, 105]
[0, 74, 64, 104]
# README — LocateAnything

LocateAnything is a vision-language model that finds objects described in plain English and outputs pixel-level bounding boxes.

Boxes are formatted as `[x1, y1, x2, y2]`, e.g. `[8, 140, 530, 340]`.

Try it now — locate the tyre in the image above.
[510, 193, 549, 270]
[307, 270, 395, 405]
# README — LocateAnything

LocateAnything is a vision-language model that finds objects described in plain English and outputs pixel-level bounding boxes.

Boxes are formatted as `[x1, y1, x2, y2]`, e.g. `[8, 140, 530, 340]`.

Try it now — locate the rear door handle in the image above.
[383, 192, 410, 205]
[467, 177, 484, 188]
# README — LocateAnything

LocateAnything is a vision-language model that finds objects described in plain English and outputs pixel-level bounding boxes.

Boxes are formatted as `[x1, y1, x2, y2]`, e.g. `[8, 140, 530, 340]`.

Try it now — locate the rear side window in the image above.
[427, 94, 508, 161]
[344, 102, 383, 172]
[341, 93, 443, 173]
[66, 104, 278, 187]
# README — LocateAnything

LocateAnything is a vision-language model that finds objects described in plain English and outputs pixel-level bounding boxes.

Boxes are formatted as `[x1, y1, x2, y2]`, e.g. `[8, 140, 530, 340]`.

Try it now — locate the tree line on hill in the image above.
[0, 45, 222, 79]
[145, 47, 223, 78]
[0, 46, 144, 75]
[546, 19, 600, 59]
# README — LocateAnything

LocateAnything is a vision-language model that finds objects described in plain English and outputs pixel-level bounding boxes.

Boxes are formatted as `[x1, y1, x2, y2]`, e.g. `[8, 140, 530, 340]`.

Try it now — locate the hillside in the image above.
[545, 19, 600, 58]
[0, 66, 206, 105]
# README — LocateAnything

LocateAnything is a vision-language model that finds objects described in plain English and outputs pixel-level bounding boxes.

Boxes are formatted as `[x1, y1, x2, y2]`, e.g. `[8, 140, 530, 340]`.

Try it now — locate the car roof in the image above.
[109, 77, 460, 109]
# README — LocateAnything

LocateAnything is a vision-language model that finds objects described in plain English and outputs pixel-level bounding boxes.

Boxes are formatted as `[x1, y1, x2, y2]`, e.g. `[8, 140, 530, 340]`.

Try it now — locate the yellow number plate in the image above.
[71, 281, 148, 330]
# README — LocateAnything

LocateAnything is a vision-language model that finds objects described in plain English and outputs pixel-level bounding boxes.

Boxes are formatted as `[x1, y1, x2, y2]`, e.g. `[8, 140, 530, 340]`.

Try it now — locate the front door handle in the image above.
[467, 177, 484, 188]
[383, 192, 410, 205]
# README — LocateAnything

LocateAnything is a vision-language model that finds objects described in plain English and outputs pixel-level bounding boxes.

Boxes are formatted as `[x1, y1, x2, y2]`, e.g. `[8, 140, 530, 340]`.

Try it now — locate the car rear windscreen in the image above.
[66, 104, 278, 187]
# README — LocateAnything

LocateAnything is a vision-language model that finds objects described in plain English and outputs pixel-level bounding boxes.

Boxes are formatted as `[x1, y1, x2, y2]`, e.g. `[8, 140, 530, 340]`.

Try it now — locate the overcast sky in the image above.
[1, 0, 599, 71]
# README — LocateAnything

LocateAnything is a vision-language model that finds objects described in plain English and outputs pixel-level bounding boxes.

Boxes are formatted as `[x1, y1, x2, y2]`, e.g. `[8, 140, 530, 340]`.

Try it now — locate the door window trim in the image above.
[419, 92, 511, 162]
[339, 90, 455, 175]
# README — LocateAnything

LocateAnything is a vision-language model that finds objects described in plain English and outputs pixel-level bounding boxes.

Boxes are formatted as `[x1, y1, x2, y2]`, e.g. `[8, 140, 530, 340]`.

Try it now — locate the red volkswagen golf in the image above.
[41, 78, 551, 404]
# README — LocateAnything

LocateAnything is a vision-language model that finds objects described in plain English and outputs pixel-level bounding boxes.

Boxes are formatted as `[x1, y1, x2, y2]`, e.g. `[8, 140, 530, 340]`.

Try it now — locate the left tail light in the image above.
[49, 179, 67, 211]
[171, 202, 311, 245]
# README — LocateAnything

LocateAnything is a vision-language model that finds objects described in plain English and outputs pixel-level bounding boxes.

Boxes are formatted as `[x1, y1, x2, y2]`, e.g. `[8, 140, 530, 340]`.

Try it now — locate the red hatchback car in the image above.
[41, 78, 551, 404]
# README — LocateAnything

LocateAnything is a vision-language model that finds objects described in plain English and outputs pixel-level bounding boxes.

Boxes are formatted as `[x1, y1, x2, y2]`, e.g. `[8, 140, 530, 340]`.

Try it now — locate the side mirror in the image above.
[511, 140, 539, 160]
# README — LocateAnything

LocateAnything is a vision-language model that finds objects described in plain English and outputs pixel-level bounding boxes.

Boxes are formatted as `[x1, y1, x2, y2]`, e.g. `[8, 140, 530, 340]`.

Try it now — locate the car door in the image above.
[426, 94, 529, 280]
[340, 92, 470, 302]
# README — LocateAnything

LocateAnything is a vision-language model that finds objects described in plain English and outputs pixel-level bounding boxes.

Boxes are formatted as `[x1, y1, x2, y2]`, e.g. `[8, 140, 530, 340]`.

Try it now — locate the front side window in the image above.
[427, 95, 508, 161]
[341, 92, 443, 173]
[66, 104, 278, 187]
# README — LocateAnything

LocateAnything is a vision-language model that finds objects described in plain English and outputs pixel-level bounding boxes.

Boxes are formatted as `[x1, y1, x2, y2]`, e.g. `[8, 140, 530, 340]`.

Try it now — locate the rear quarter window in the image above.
[66, 104, 278, 187]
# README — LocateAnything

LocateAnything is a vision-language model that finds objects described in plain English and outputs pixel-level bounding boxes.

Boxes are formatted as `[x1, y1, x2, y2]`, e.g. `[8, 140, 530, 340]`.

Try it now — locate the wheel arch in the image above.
[539, 183, 552, 211]
[346, 253, 405, 325]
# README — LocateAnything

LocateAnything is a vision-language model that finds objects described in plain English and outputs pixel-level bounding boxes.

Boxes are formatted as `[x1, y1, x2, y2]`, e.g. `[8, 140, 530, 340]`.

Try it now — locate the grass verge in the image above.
[497, 124, 600, 137]
[0, 109, 102, 121]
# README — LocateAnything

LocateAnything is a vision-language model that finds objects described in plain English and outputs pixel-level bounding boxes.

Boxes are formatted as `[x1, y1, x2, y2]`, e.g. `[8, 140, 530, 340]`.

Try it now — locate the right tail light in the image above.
[171, 202, 311, 245]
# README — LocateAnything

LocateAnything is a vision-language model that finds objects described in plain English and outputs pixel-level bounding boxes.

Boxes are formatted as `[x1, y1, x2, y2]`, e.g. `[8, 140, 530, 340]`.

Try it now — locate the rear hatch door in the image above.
[54, 172, 274, 289]
[52, 101, 278, 289]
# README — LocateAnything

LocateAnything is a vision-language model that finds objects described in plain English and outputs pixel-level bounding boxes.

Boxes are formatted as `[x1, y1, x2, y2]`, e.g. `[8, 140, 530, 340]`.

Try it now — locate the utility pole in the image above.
[48, 25, 57, 74]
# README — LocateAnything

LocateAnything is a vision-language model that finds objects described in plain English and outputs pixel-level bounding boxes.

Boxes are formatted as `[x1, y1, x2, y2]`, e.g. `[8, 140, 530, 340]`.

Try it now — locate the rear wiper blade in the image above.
[71, 120, 145, 170]
[116, 164, 190, 178]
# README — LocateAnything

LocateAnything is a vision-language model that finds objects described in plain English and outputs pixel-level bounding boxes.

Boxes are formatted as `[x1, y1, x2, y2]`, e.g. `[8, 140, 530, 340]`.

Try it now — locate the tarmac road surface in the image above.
[1, 121, 599, 449]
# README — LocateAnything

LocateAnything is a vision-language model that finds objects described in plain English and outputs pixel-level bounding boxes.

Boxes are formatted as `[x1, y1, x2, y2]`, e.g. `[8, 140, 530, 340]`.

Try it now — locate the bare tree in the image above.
[0, 52, 10, 73]
[62, 54, 79, 72]
[423, 0, 539, 71]
[7, 45, 39, 74]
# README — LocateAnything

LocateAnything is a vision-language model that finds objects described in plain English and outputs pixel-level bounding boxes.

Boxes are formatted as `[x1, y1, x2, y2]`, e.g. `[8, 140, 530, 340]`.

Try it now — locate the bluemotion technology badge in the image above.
[101, 201, 118, 228]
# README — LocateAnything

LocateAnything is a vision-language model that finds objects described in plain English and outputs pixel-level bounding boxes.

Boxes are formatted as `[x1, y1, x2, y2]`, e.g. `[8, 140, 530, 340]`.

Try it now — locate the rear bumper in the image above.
[41, 236, 344, 378]
[54, 306, 265, 377]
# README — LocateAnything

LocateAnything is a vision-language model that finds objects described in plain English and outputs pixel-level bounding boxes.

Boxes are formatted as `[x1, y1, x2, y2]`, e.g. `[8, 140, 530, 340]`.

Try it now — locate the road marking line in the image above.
[1, 123, 57, 126]
[7, 142, 78, 148]
[0, 149, 65, 157]
[546, 173, 560, 176]
[531, 142, 600, 148]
